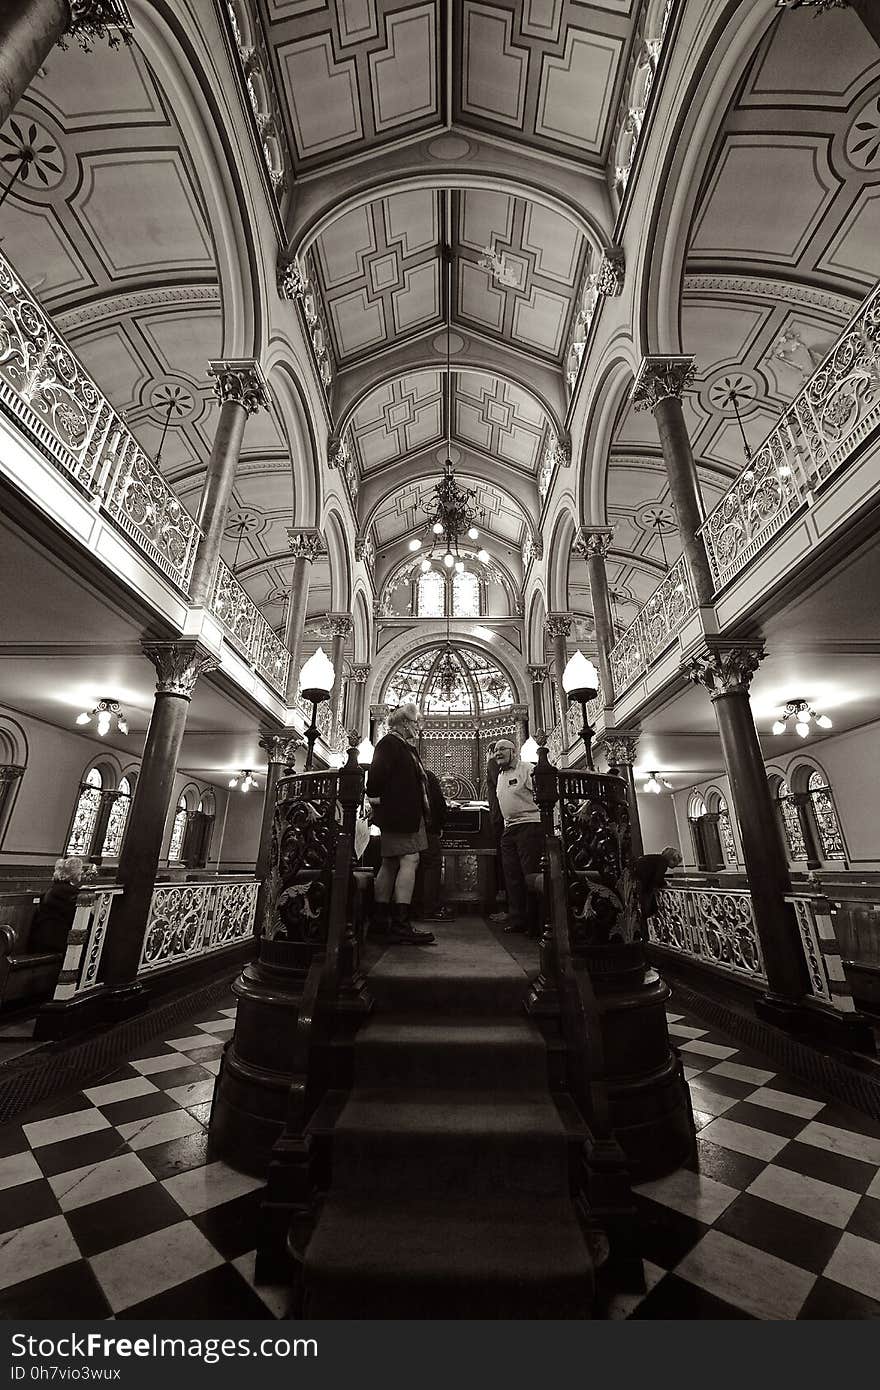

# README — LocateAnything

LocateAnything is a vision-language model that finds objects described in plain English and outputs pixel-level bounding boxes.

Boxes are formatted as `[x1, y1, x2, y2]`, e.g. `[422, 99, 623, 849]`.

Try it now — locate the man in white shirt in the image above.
[492, 738, 543, 936]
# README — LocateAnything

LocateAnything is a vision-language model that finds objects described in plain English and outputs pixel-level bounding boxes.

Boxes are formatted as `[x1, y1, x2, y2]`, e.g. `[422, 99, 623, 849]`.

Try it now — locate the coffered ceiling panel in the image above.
[264, 0, 441, 171]
[350, 371, 444, 469]
[455, 0, 630, 163]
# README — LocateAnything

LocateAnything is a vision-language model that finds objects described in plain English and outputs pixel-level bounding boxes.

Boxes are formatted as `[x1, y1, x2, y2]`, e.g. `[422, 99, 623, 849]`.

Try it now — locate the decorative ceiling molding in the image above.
[682, 273, 860, 319]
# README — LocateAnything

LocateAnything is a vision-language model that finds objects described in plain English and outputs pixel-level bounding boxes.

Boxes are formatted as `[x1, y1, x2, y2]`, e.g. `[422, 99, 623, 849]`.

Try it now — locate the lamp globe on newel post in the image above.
[298, 646, 335, 770]
[561, 650, 600, 769]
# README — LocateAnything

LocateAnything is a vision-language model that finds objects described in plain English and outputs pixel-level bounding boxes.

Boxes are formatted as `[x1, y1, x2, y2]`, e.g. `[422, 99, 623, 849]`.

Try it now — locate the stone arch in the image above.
[546, 505, 577, 614]
[352, 586, 372, 664]
[526, 588, 547, 666]
[367, 624, 528, 712]
[577, 348, 639, 526]
[0, 714, 27, 768]
[321, 507, 352, 611]
[264, 352, 323, 527]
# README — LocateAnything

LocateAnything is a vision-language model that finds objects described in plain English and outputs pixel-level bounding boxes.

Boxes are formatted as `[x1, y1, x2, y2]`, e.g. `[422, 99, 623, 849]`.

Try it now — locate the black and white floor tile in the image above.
[1, 997, 879, 1319]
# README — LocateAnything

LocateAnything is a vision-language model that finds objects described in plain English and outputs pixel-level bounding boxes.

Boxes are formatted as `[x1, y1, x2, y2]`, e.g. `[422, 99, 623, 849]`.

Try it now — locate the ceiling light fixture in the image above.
[75, 698, 128, 738]
[478, 243, 519, 288]
[228, 770, 259, 793]
[643, 770, 673, 794]
[771, 699, 833, 738]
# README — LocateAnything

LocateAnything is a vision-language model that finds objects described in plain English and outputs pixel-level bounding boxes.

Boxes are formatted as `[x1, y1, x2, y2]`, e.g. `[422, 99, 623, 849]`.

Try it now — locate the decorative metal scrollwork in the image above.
[262, 772, 340, 942]
[557, 770, 641, 946]
[650, 887, 766, 982]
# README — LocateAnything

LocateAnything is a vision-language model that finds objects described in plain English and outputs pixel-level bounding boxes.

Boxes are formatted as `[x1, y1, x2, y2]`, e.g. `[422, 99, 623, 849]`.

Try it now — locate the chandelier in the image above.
[228, 770, 259, 792]
[434, 647, 465, 703]
[771, 700, 832, 737]
[644, 770, 673, 794]
[407, 245, 490, 576]
[76, 698, 128, 737]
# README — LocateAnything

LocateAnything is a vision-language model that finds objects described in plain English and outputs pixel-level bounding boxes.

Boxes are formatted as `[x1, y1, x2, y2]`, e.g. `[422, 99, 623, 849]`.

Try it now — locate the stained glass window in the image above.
[452, 570, 480, 617]
[383, 646, 514, 717]
[808, 771, 845, 861]
[168, 796, 188, 862]
[777, 779, 807, 861]
[718, 799, 737, 864]
[417, 571, 445, 617]
[67, 768, 103, 856]
[101, 776, 131, 858]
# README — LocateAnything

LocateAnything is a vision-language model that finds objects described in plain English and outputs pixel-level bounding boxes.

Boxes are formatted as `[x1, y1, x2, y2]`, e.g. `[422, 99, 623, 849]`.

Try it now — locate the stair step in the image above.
[353, 1014, 548, 1089]
[301, 1195, 595, 1319]
[366, 966, 529, 1016]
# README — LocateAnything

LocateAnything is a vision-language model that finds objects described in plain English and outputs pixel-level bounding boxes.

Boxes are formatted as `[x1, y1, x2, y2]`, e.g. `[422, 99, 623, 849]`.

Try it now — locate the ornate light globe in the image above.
[562, 650, 599, 699]
[521, 736, 539, 763]
[298, 646, 335, 699]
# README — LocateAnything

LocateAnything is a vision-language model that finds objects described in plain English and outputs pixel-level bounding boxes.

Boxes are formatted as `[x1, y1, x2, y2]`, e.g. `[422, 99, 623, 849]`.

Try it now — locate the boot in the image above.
[387, 902, 435, 944]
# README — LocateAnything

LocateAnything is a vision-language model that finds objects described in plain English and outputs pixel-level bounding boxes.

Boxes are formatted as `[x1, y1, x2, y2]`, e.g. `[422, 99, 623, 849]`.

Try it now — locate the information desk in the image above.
[440, 803, 498, 913]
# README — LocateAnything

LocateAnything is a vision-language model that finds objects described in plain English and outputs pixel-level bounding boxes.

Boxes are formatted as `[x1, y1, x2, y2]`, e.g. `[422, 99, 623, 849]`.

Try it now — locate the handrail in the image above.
[699, 280, 880, 590]
[209, 558, 290, 695]
[138, 878, 258, 974]
[649, 884, 766, 983]
[609, 552, 696, 696]
[0, 250, 201, 590]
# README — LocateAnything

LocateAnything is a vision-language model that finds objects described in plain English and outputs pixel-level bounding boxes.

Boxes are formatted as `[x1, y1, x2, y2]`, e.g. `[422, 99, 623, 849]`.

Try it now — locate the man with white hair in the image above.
[492, 737, 543, 936]
[366, 702, 436, 944]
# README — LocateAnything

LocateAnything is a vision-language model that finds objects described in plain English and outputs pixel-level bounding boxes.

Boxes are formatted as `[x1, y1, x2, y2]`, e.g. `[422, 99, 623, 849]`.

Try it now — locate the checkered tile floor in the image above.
[1, 996, 879, 1319]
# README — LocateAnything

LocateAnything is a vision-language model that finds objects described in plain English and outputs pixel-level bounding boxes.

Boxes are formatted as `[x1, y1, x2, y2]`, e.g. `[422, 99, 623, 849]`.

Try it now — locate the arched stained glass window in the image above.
[452, 570, 480, 617]
[717, 796, 737, 865]
[417, 571, 445, 618]
[101, 775, 131, 858]
[382, 646, 514, 717]
[168, 795, 188, 862]
[776, 778, 807, 861]
[67, 768, 103, 857]
[807, 770, 845, 861]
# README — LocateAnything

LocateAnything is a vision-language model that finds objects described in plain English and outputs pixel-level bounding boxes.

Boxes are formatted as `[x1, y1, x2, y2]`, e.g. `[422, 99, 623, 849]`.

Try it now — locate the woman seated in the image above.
[29, 856, 90, 954]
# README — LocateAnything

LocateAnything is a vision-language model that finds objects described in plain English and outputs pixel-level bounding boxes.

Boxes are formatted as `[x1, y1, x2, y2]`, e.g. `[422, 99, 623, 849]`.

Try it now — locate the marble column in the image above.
[284, 529, 322, 702]
[527, 664, 548, 736]
[102, 641, 220, 989]
[576, 527, 616, 705]
[685, 642, 808, 1004]
[188, 361, 270, 608]
[545, 613, 572, 727]
[0, 1, 133, 131]
[632, 357, 714, 606]
[326, 614, 354, 738]
[600, 731, 643, 858]
[348, 664, 370, 740]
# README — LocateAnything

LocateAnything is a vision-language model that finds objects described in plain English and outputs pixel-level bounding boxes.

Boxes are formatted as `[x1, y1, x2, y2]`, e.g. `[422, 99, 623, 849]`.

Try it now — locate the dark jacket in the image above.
[424, 769, 447, 835]
[367, 732, 429, 834]
[486, 755, 504, 840]
[29, 880, 79, 953]
[634, 854, 671, 918]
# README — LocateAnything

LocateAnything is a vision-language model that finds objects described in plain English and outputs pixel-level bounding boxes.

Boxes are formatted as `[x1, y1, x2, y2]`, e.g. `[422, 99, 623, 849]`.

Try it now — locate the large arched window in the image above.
[417, 571, 445, 617]
[415, 567, 483, 618]
[706, 789, 737, 867]
[168, 793, 189, 862]
[384, 646, 514, 716]
[66, 768, 103, 857]
[101, 775, 133, 858]
[452, 570, 480, 617]
[0, 720, 26, 850]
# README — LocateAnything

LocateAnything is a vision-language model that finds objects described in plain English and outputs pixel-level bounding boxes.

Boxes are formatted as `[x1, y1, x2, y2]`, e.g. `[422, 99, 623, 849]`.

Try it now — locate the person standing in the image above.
[414, 767, 454, 921]
[492, 738, 543, 937]
[366, 703, 436, 944]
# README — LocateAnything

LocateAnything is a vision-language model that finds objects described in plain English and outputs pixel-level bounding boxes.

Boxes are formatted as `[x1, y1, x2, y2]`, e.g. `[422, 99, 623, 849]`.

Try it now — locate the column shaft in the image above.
[0, 0, 67, 130]
[102, 692, 191, 984]
[712, 691, 807, 1001]
[531, 680, 545, 733]
[284, 555, 310, 701]
[653, 395, 714, 606]
[587, 552, 616, 703]
[188, 398, 248, 607]
[330, 633, 345, 732]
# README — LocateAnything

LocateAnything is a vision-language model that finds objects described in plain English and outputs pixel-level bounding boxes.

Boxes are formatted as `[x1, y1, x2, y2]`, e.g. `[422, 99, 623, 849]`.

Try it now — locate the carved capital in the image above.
[64, 1, 133, 50]
[259, 734, 300, 765]
[523, 531, 543, 564]
[142, 641, 220, 700]
[327, 434, 351, 469]
[286, 527, 323, 562]
[326, 613, 354, 639]
[207, 359, 270, 416]
[277, 256, 309, 302]
[355, 531, 376, 567]
[596, 248, 625, 297]
[632, 356, 697, 412]
[349, 664, 370, 684]
[683, 641, 765, 698]
[600, 731, 639, 767]
[527, 664, 549, 685]
[0, 765, 25, 783]
[545, 613, 573, 640]
[574, 526, 615, 560]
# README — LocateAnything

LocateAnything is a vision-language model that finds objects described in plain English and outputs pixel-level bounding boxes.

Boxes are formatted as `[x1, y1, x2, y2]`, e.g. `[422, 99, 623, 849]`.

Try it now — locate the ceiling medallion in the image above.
[845, 93, 880, 173]
[426, 136, 471, 161]
[433, 330, 464, 355]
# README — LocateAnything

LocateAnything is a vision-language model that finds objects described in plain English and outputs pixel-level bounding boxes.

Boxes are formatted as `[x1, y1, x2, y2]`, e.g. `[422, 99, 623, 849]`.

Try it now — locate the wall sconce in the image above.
[76, 699, 128, 737]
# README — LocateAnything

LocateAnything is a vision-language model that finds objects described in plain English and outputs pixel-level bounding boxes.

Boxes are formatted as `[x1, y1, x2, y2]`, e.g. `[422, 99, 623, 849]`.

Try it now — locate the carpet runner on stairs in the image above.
[299, 919, 596, 1318]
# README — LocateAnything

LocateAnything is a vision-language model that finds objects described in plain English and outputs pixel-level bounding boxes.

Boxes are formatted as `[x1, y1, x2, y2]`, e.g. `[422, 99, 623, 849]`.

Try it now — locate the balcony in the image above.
[609, 553, 697, 698]
[0, 248, 291, 706]
[545, 685, 605, 767]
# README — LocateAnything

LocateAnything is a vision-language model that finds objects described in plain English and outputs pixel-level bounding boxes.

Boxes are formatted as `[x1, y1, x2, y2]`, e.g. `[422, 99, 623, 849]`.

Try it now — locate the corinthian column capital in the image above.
[326, 613, 354, 639]
[64, 1, 133, 50]
[142, 641, 220, 700]
[258, 733, 301, 765]
[600, 731, 640, 767]
[349, 664, 370, 684]
[574, 526, 615, 560]
[683, 641, 765, 699]
[632, 356, 697, 412]
[286, 527, 323, 562]
[207, 360, 270, 416]
[527, 664, 549, 684]
[545, 613, 573, 640]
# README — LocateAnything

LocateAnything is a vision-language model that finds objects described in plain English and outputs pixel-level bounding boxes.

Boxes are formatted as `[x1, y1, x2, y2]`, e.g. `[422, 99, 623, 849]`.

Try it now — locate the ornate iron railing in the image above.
[545, 684, 604, 766]
[609, 553, 697, 695]
[209, 559, 290, 695]
[649, 885, 766, 983]
[700, 282, 880, 590]
[52, 885, 124, 1000]
[0, 250, 200, 589]
[138, 878, 258, 974]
